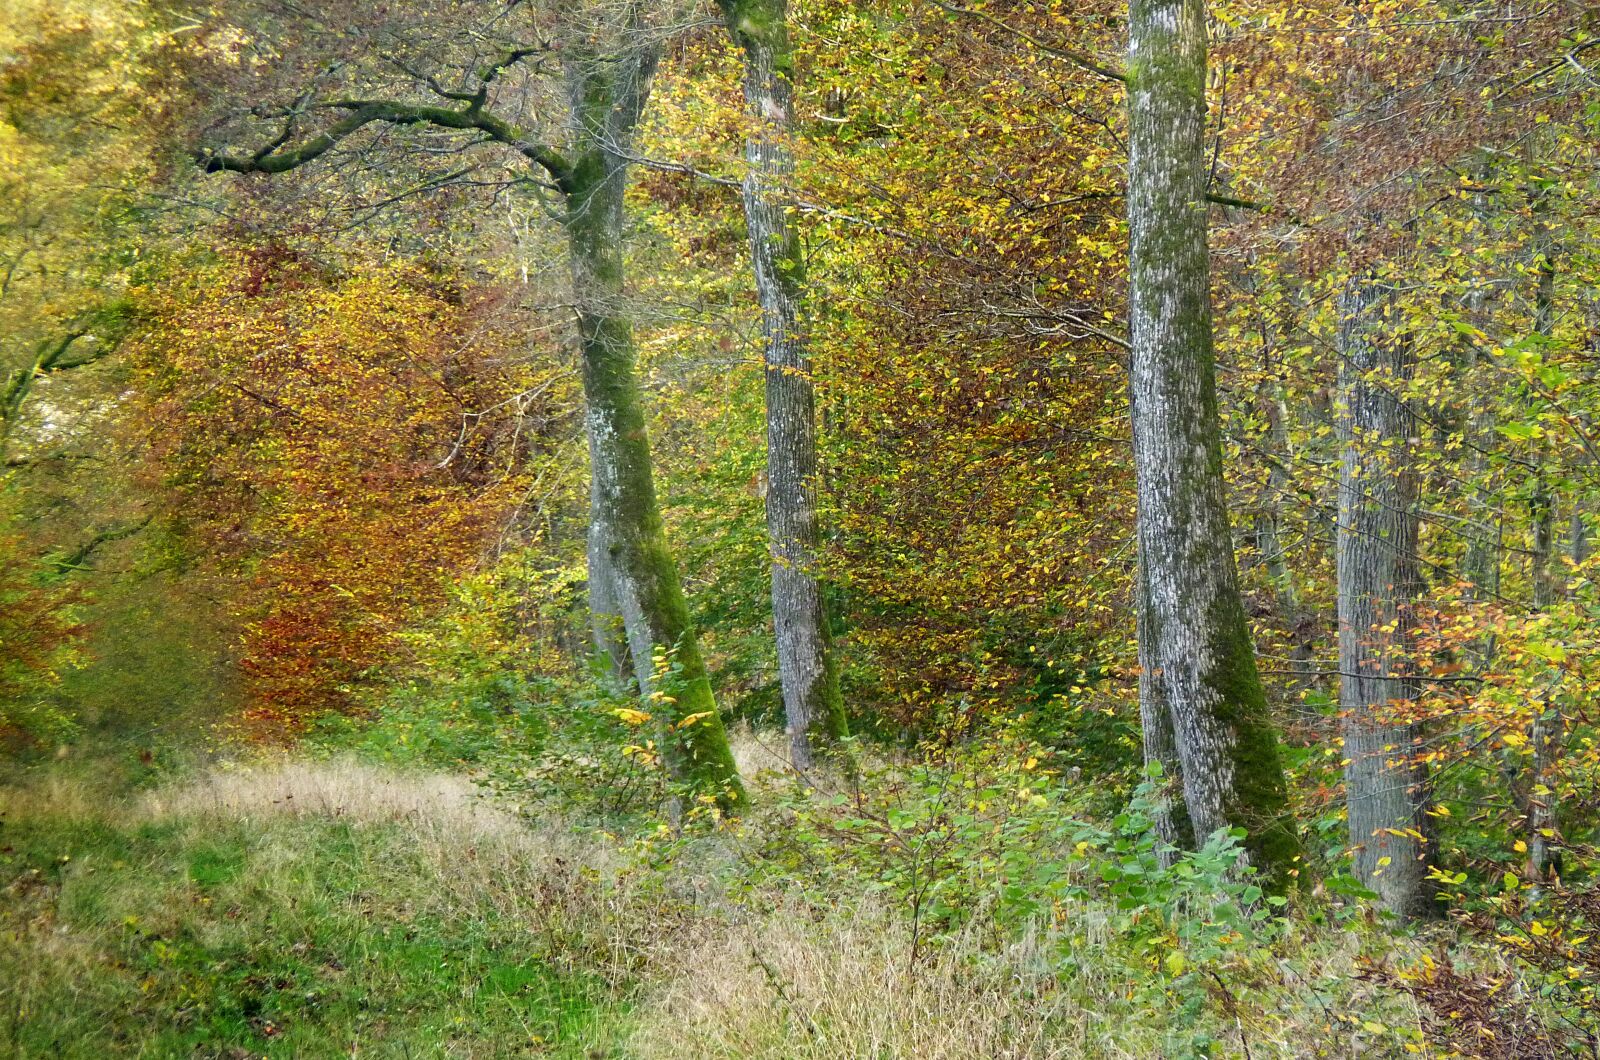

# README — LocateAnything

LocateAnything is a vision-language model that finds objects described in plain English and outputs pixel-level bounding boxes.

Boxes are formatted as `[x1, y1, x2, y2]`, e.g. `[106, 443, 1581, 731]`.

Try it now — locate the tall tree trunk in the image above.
[1460, 351, 1504, 607]
[1256, 389, 1298, 615]
[1527, 213, 1562, 883]
[564, 48, 744, 811]
[1252, 313, 1321, 713]
[187, 0, 745, 809]
[1125, 0, 1298, 885]
[1337, 272, 1436, 918]
[717, 0, 848, 771]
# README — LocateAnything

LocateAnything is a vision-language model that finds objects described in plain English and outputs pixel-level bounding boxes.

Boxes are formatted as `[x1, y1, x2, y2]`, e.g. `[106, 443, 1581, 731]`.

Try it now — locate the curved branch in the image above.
[478, 43, 555, 87]
[198, 99, 574, 189]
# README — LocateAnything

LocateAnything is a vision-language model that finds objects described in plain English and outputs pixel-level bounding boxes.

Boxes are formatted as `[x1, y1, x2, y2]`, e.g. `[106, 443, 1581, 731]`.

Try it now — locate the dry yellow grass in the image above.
[727, 724, 795, 781]
[630, 903, 1138, 1060]
[0, 769, 104, 824]
[139, 755, 630, 902]
[142, 756, 521, 834]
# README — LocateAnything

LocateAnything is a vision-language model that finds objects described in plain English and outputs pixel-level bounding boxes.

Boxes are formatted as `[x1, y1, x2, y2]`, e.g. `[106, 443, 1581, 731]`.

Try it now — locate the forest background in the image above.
[3, 0, 1600, 1056]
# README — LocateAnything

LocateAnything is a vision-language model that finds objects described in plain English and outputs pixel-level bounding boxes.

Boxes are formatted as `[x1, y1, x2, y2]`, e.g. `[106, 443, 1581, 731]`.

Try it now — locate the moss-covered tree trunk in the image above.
[1336, 272, 1436, 918]
[563, 47, 744, 811]
[716, 0, 847, 771]
[1125, 0, 1297, 885]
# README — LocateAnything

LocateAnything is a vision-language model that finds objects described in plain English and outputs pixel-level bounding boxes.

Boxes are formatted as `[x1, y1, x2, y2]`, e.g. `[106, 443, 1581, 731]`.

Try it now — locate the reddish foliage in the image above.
[135, 251, 567, 736]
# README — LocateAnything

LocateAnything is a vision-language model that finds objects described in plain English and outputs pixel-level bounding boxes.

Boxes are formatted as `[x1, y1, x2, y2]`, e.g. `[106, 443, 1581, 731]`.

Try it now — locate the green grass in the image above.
[0, 735, 1503, 1059]
[0, 767, 630, 1059]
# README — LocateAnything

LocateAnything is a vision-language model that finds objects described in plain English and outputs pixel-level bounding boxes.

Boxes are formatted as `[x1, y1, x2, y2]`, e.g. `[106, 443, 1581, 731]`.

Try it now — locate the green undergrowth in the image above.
[8, 725, 1597, 1058]
[0, 753, 631, 1059]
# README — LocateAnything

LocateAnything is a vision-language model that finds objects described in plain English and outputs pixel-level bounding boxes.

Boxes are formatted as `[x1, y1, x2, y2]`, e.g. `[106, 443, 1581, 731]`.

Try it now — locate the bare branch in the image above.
[931, 2, 1127, 84]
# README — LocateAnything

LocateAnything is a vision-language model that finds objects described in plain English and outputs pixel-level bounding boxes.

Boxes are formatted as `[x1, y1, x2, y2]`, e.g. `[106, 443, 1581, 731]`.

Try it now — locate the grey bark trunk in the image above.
[1256, 389, 1298, 616]
[1336, 273, 1436, 919]
[1460, 354, 1504, 606]
[564, 44, 744, 810]
[1125, 0, 1297, 885]
[1259, 367, 1321, 712]
[587, 496, 632, 686]
[717, 0, 848, 771]
[1527, 217, 1561, 883]
[1138, 542, 1195, 863]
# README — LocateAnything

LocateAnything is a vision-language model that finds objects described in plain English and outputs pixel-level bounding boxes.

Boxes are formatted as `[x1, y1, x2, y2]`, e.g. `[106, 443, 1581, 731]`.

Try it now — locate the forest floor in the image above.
[1, 731, 1446, 1059]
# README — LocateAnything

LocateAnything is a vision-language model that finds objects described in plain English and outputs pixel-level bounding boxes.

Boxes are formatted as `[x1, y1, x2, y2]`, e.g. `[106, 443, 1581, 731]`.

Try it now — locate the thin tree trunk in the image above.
[1527, 212, 1562, 883]
[1337, 272, 1436, 919]
[1460, 350, 1504, 606]
[1257, 390, 1298, 615]
[1125, 0, 1298, 885]
[564, 46, 744, 810]
[1254, 340, 1321, 713]
[1459, 171, 1503, 606]
[717, 0, 848, 771]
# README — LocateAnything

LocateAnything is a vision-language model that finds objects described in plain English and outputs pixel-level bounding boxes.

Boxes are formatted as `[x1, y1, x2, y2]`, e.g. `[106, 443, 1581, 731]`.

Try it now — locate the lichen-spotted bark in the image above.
[1336, 273, 1435, 918]
[1125, 0, 1297, 886]
[1137, 541, 1194, 863]
[586, 488, 632, 688]
[564, 48, 744, 810]
[717, 0, 848, 771]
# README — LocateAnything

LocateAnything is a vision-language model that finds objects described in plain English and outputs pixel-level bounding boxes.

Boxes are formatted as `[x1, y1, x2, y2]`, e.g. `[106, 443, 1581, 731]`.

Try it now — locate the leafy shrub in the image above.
[732, 728, 1303, 1055]
[312, 556, 674, 821]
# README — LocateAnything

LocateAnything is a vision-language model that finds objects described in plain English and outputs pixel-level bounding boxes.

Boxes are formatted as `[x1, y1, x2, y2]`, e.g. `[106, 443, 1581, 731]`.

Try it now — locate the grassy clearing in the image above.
[1, 756, 634, 1059]
[2, 743, 1445, 1059]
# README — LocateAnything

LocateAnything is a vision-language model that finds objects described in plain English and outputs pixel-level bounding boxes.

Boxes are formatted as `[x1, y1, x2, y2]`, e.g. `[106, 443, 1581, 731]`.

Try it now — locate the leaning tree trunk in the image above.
[1337, 272, 1436, 918]
[185, 0, 744, 811]
[717, 0, 848, 771]
[1125, 0, 1298, 885]
[564, 50, 744, 811]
